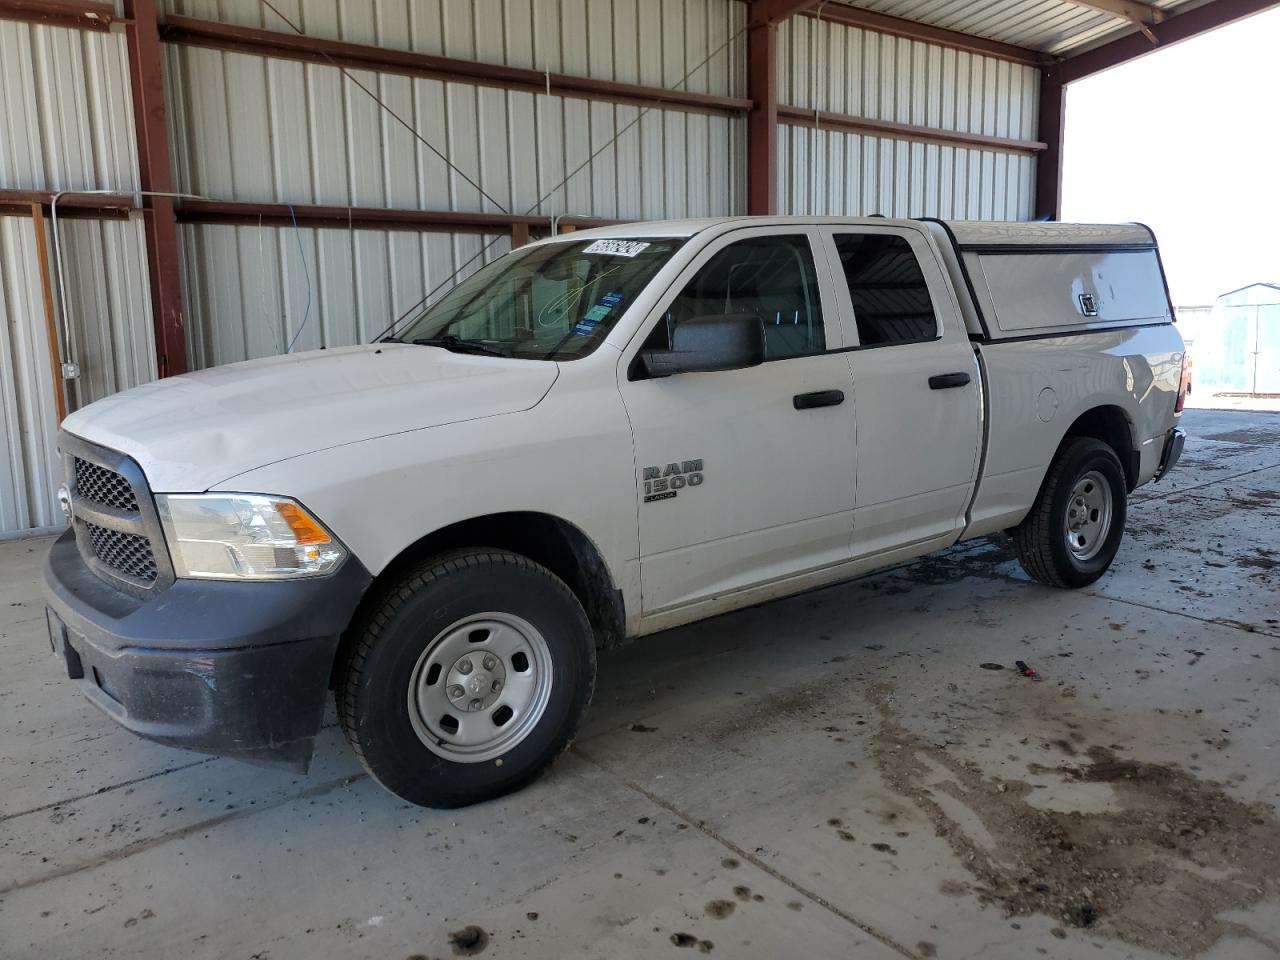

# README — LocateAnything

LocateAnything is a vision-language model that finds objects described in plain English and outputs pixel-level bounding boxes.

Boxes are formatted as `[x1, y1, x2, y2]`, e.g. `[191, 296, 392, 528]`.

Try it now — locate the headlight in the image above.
[156, 494, 346, 580]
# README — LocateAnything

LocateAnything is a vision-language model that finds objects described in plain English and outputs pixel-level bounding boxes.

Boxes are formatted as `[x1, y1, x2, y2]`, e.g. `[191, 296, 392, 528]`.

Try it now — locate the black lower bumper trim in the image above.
[1154, 426, 1186, 483]
[44, 529, 371, 769]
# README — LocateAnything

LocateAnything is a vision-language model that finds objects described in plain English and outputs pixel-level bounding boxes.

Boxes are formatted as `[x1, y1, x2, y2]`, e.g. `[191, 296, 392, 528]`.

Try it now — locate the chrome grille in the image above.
[74, 457, 139, 511]
[84, 522, 159, 584]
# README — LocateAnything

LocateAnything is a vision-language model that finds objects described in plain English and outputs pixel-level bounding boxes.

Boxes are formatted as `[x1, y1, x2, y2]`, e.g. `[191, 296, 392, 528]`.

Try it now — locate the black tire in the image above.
[336, 549, 595, 808]
[1012, 437, 1128, 589]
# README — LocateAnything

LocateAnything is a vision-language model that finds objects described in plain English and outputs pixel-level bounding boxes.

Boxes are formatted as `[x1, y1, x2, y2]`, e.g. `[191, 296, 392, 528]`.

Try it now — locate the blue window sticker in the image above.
[571, 292, 626, 336]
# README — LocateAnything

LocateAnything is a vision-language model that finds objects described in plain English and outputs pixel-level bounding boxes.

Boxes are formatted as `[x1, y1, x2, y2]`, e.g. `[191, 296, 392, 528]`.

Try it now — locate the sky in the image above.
[1061, 6, 1280, 306]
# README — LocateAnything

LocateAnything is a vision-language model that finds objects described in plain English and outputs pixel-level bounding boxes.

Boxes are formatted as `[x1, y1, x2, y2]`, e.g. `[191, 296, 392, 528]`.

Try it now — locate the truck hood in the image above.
[62, 344, 560, 492]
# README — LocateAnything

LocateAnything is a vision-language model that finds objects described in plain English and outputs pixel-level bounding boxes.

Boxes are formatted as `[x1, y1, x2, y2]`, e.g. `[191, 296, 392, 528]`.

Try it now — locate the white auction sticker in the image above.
[582, 239, 650, 257]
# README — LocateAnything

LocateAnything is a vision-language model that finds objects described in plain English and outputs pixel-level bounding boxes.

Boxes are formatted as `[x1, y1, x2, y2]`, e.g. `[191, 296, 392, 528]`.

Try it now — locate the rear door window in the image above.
[832, 234, 938, 347]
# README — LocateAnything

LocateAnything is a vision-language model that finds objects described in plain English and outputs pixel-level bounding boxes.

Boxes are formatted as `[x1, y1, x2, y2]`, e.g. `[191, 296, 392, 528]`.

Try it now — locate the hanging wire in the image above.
[258, 0, 510, 215]
[811, 1, 829, 216]
[256, 0, 749, 342]
[49, 188, 213, 407]
[283, 204, 313, 353]
[369, 19, 754, 341]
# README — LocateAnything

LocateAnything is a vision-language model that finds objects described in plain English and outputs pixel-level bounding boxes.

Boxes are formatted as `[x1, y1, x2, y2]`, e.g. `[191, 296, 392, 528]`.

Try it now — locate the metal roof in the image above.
[836, 0, 1207, 56]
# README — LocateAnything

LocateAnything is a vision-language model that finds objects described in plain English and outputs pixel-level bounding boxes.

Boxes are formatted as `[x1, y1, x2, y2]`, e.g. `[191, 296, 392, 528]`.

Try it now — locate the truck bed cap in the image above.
[944, 221, 1154, 249]
[532, 218, 1156, 250]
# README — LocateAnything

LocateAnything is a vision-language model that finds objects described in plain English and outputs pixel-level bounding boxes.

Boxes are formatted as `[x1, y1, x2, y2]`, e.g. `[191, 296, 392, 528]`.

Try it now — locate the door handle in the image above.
[793, 389, 845, 410]
[928, 372, 971, 390]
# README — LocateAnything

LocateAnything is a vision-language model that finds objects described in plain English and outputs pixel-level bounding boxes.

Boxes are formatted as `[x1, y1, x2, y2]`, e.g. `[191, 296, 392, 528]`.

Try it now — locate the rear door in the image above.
[619, 226, 857, 615]
[816, 226, 982, 558]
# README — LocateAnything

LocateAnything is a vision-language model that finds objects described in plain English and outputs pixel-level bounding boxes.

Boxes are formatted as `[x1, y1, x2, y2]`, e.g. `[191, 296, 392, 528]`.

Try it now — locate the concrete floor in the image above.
[2, 408, 1278, 960]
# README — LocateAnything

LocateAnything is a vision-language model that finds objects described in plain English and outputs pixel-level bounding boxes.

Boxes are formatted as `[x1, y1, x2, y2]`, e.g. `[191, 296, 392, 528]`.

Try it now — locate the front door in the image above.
[817, 226, 982, 558]
[619, 227, 856, 615]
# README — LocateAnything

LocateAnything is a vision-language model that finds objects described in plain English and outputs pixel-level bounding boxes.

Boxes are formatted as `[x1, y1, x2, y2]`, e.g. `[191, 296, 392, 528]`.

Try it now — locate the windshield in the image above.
[396, 237, 685, 360]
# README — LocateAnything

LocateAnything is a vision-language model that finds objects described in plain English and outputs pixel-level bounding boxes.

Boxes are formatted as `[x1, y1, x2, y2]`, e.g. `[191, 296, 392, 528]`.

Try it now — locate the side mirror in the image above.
[640, 313, 766, 378]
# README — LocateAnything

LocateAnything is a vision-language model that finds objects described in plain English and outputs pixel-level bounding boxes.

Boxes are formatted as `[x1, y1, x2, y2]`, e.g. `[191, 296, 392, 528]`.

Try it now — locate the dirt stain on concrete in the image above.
[1237, 550, 1278, 571]
[872, 688, 1280, 957]
[670, 932, 713, 952]
[704, 899, 735, 919]
[1204, 427, 1280, 445]
[447, 925, 489, 956]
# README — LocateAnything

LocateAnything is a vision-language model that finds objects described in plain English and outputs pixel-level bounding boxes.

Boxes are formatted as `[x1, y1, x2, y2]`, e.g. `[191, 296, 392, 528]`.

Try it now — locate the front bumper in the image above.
[44, 529, 370, 769]
[1153, 426, 1186, 483]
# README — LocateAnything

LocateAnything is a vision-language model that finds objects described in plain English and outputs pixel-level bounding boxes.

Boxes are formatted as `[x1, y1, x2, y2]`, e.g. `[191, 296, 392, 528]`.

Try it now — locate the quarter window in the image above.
[657, 235, 825, 360]
[833, 234, 937, 346]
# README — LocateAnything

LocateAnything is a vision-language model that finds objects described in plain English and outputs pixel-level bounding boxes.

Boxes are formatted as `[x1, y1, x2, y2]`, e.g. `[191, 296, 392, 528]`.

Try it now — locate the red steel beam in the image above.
[746, 18, 779, 215]
[174, 199, 617, 235]
[0, 0, 118, 31]
[1034, 71, 1066, 220]
[806, 4, 1048, 66]
[5, 0, 1045, 75]
[749, 0, 818, 27]
[0, 189, 135, 218]
[159, 15, 752, 118]
[0, 190, 620, 235]
[777, 106, 1047, 154]
[1057, 0, 1280, 82]
[122, 0, 187, 378]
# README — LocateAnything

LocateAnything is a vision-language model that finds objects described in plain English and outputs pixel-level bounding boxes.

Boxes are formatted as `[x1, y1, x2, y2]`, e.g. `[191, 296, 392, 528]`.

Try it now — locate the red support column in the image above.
[746, 20, 778, 215]
[122, 0, 187, 377]
[1034, 66, 1065, 221]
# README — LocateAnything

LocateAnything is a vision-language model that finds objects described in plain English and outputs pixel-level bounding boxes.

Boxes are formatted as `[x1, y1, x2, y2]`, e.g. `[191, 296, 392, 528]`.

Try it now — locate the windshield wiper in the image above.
[411, 335, 512, 358]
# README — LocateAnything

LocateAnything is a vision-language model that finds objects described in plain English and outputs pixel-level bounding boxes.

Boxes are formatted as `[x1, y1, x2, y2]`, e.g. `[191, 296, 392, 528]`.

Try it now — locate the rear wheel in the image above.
[1012, 437, 1127, 588]
[337, 549, 595, 807]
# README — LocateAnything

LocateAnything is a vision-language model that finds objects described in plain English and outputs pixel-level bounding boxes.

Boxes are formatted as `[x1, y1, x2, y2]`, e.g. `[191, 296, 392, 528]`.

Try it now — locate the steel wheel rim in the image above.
[1064, 469, 1113, 562]
[407, 612, 554, 763]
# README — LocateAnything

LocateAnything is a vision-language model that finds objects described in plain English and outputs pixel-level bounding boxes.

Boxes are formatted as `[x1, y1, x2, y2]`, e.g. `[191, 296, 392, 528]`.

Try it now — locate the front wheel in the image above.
[1012, 437, 1128, 589]
[336, 549, 596, 807]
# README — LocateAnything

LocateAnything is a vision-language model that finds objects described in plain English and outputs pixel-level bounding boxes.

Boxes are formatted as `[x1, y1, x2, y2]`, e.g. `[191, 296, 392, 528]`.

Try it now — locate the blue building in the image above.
[1184, 283, 1280, 396]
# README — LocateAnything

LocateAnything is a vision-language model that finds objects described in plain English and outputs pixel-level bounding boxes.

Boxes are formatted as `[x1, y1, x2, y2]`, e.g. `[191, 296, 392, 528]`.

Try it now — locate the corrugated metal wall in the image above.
[0, 18, 138, 194]
[0, 218, 61, 533]
[0, 19, 155, 534]
[178, 223, 510, 366]
[163, 0, 747, 367]
[57, 217, 157, 404]
[161, 0, 746, 97]
[0, 214, 153, 534]
[775, 15, 1038, 219]
[0, 2, 1043, 533]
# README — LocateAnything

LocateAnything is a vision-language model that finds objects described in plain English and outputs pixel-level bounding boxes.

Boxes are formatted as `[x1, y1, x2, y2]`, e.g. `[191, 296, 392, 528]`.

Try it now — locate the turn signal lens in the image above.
[273, 500, 332, 545]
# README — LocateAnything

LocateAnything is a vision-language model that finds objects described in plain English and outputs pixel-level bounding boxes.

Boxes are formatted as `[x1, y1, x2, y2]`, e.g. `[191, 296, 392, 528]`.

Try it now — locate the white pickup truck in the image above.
[44, 216, 1187, 807]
